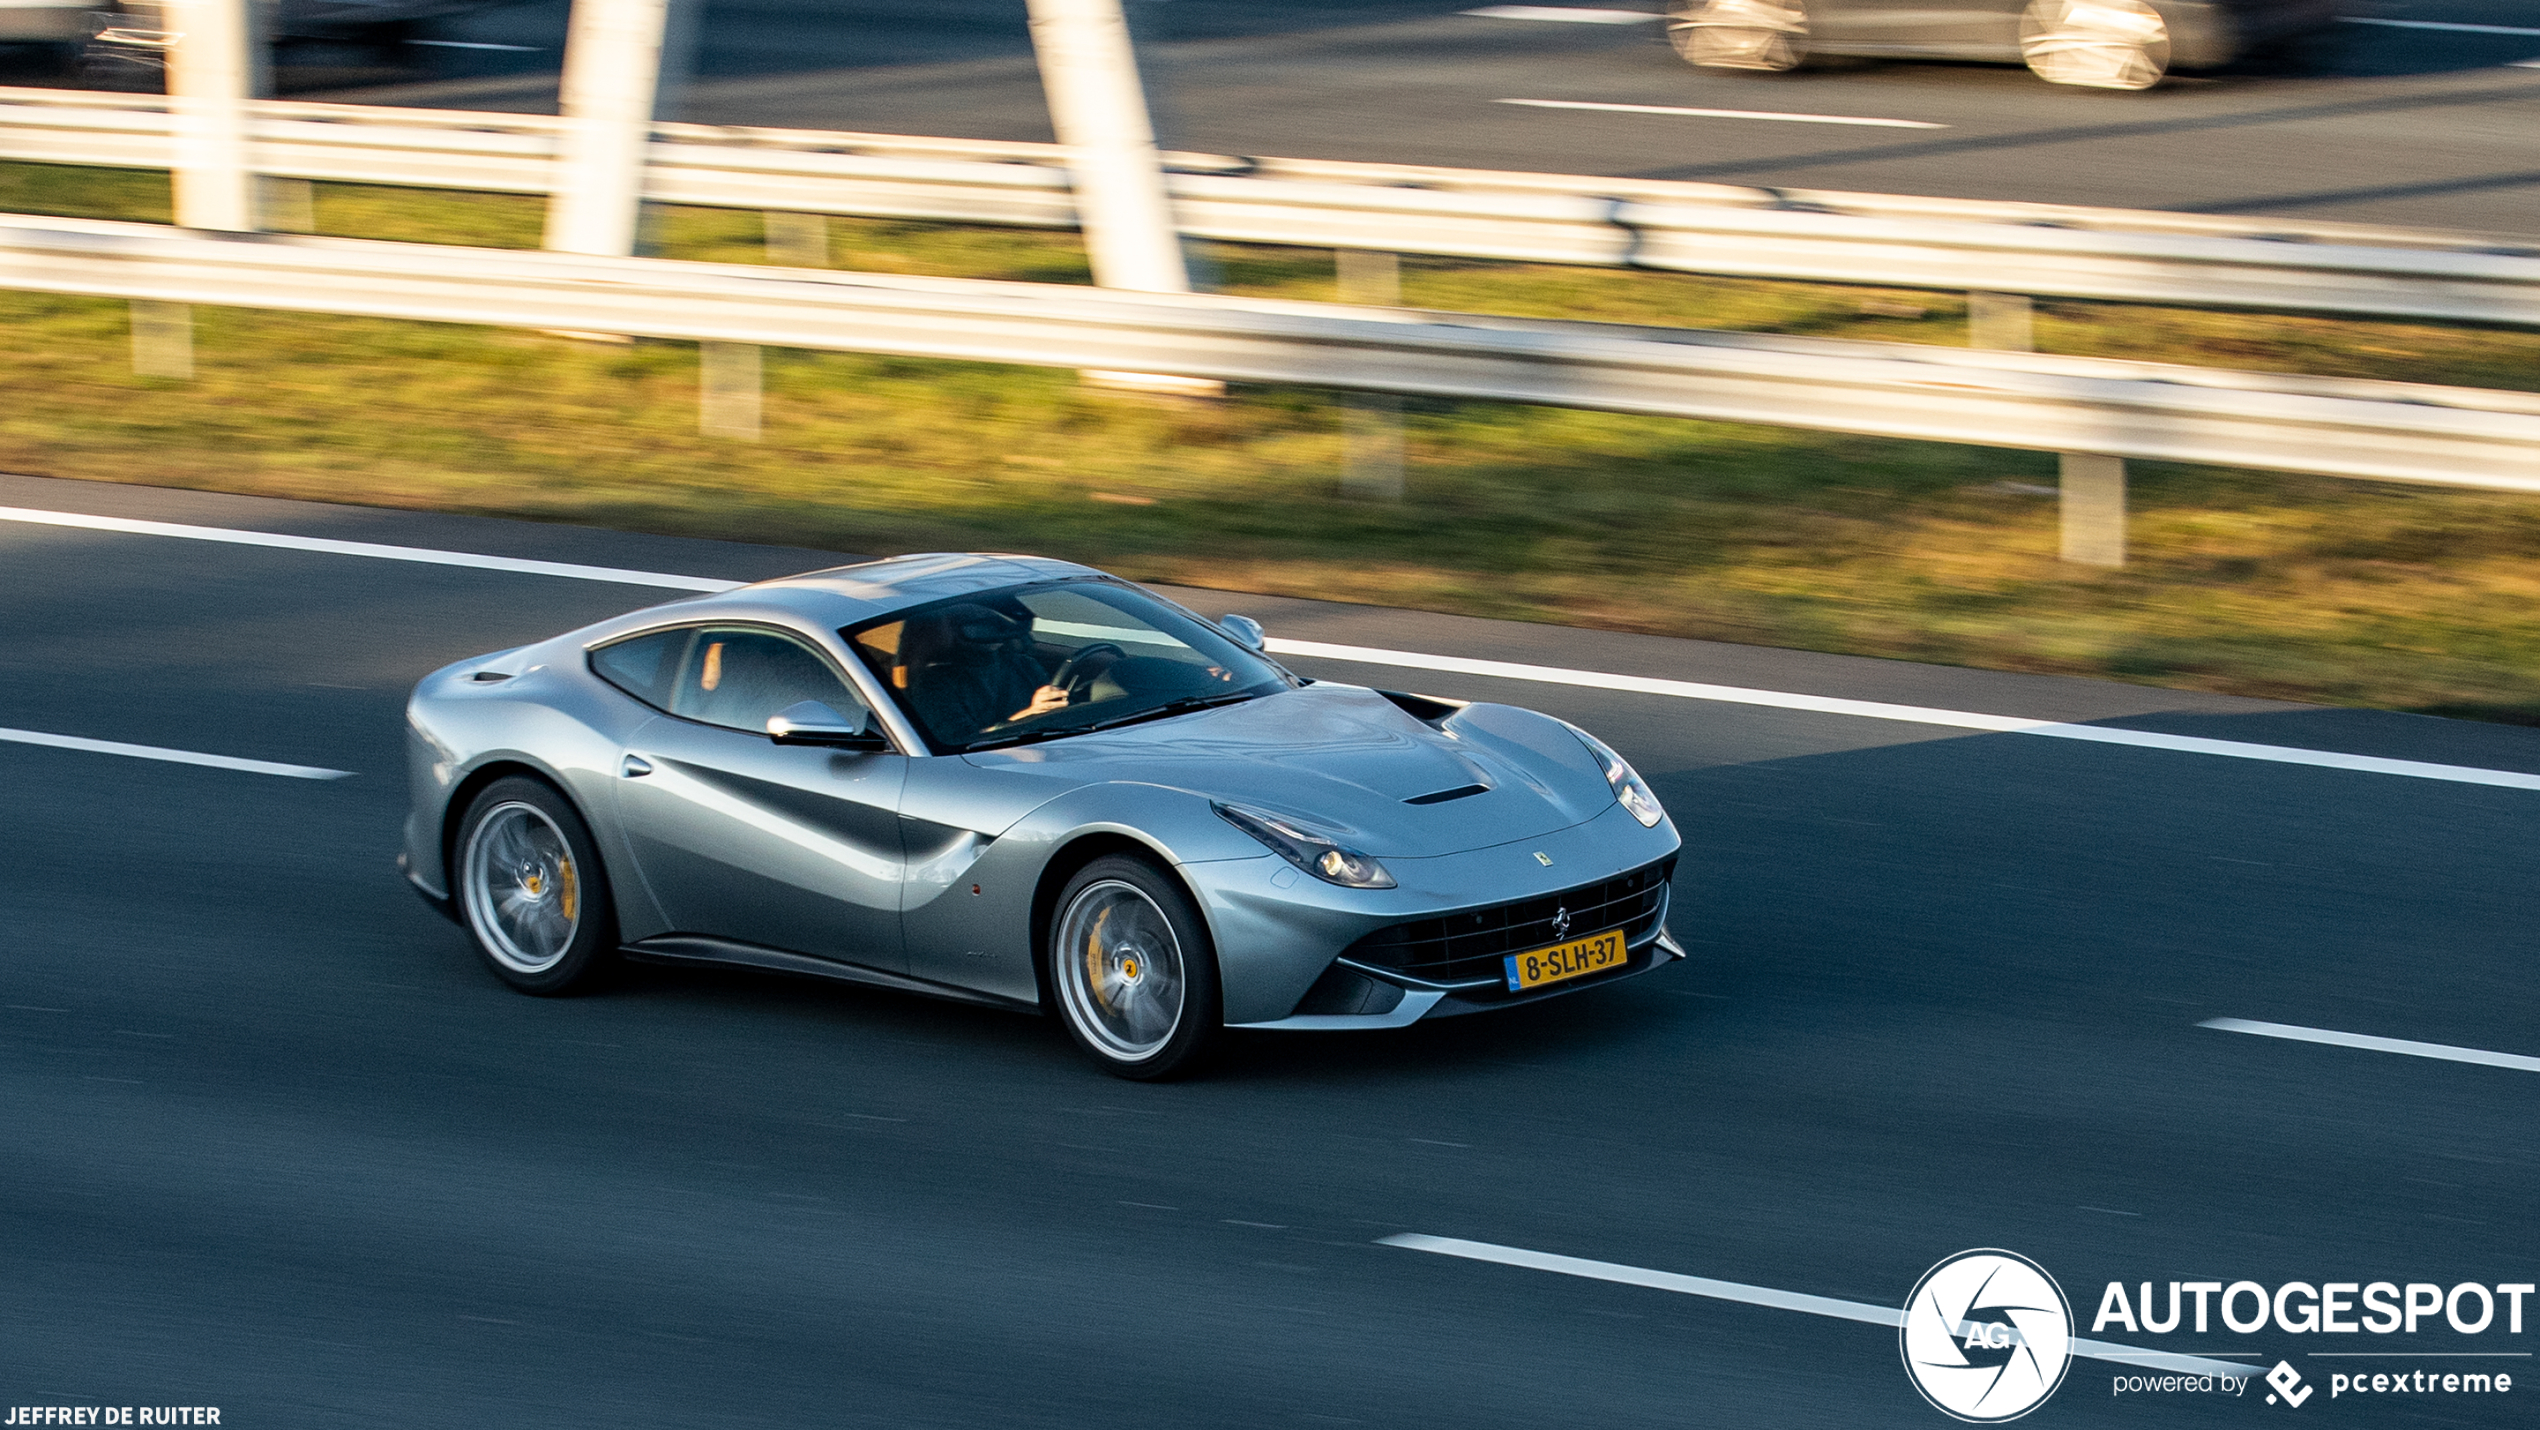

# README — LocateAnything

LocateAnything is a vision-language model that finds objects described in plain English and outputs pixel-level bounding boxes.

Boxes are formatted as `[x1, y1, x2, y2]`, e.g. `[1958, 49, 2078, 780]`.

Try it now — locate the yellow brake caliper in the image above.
[1085, 906, 1113, 1010]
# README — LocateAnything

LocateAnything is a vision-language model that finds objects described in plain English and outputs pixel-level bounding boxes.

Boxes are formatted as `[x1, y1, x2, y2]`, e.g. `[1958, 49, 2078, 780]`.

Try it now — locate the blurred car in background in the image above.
[32, 0, 531, 81]
[1666, 0, 2339, 88]
[0, 0, 92, 72]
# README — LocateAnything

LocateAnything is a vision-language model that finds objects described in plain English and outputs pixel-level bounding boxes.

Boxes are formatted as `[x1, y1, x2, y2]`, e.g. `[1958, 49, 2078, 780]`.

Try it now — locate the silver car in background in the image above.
[401, 554, 1683, 1078]
[1668, 0, 2338, 88]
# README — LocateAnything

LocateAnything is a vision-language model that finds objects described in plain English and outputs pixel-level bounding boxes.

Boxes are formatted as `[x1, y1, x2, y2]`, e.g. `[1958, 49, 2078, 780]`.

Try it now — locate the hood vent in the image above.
[1403, 783, 1490, 806]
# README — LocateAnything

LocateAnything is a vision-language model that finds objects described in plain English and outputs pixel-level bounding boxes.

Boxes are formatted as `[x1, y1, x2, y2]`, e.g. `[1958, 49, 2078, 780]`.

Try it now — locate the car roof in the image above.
[712, 552, 1107, 627]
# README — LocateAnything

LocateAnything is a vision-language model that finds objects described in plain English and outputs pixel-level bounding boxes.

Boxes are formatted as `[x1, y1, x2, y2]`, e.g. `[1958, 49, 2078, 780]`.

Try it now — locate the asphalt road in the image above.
[284, 0, 2540, 235]
[3, 471, 2537, 1427]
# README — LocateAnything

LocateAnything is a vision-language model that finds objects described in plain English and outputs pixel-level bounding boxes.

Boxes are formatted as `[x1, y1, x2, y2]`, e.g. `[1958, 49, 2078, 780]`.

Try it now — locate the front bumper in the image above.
[1230, 922, 1685, 1031]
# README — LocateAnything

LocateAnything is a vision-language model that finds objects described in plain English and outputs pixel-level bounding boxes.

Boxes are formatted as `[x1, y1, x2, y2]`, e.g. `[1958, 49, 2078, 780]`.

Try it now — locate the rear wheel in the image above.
[455, 776, 617, 995]
[1047, 855, 1221, 1080]
[1667, 0, 1810, 72]
[2020, 0, 2169, 89]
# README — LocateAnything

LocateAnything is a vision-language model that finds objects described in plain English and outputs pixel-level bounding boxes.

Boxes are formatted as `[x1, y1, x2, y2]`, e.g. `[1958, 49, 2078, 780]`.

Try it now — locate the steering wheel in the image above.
[1047, 642, 1126, 700]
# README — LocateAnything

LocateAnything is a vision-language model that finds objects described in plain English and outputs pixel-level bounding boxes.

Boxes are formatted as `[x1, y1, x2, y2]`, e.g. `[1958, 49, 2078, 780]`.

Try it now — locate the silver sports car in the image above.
[401, 554, 1683, 1078]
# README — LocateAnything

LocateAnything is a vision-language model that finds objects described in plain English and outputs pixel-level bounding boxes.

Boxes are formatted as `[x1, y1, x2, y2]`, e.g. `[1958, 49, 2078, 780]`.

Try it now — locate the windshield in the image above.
[846, 580, 1290, 753]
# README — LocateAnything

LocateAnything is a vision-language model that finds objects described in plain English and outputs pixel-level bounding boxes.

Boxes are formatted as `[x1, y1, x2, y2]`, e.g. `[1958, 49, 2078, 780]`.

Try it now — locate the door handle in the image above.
[621, 754, 654, 778]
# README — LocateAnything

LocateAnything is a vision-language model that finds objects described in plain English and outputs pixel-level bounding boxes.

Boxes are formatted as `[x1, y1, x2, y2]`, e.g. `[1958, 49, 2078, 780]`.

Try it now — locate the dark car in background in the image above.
[1666, 0, 2340, 88]
[0, 0, 529, 79]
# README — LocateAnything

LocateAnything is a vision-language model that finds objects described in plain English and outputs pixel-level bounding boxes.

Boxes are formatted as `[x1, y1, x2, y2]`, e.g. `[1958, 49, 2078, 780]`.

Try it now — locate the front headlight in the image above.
[1213, 803, 1397, 889]
[1569, 726, 1666, 828]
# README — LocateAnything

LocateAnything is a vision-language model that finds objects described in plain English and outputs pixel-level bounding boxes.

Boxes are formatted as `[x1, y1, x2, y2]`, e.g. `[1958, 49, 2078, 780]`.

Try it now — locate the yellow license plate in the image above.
[1503, 929, 1627, 991]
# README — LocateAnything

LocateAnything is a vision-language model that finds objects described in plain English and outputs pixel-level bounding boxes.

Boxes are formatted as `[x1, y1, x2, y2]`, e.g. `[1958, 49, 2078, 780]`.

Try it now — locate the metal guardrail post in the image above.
[763, 211, 828, 268]
[1025, 0, 1217, 396]
[258, 176, 313, 232]
[546, 0, 734, 419]
[1967, 292, 2033, 352]
[1968, 289, 2120, 563]
[165, 0, 259, 233]
[544, 0, 678, 259]
[2060, 454, 2127, 567]
[155, 0, 261, 378]
[129, 299, 193, 379]
[1024, 0, 1186, 295]
[1338, 249, 1405, 499]
[699, 341, 762, 440]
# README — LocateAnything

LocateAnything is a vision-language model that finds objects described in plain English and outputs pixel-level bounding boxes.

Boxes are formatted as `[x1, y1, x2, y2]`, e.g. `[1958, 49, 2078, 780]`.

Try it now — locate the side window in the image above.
[589, 628, 693, 711]
[668, 627, 870, 735]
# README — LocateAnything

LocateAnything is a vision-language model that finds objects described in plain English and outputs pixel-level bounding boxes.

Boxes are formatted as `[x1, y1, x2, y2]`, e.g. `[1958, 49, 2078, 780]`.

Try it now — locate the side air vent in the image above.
[1404, 783, 1489, 806]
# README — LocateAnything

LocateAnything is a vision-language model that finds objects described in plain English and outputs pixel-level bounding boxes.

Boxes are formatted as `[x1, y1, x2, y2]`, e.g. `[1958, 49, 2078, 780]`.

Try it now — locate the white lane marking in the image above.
[1264, 637, 2540, 791]
[2200, 1018, 2540, 1074]
[14, 502, 2537, 793]
[0, 506, 743, 593]
[1463, 5, 1663, 21]
[0, 726, 353, 780]
[407, 38, 544, 49]
[2515, 56, 2540, 66]
[1381, 1234, 2264, 1378]
[1499, 97, 1949, 128]
[2340, 16, 2540, 34]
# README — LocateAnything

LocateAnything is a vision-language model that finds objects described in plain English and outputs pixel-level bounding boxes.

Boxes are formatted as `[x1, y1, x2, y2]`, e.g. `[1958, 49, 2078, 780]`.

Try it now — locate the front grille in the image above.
[1343, 856, 1675, 987]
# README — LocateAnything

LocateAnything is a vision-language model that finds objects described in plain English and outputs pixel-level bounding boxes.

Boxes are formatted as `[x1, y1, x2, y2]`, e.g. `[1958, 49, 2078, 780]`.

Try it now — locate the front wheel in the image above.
[1047, 855, 1221, 1080]
[2020, 0, 2170, 89]
[1667, 0, 1810, 72]
[455, 776, 617, 995]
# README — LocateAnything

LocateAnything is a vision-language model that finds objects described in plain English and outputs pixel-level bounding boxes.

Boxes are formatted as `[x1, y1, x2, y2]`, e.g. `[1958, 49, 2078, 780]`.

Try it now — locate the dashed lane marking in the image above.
[2200, 1018, 2540, 1074]
[1380, 1234, 2265, 1377]
[2340, 17, 2540, 35]
[1498, 97, 1948, 128]
[1462, 5, 1663, 21]
[0, 726, 354, 780]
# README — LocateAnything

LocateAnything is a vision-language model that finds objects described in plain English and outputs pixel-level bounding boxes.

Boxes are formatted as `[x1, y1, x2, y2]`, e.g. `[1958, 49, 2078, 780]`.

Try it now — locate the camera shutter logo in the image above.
[1901, 1249, 2075, 1422]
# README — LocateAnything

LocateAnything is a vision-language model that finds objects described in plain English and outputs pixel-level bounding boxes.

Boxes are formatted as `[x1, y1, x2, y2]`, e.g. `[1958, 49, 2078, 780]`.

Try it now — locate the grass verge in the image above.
[6, 162, 2540, 719]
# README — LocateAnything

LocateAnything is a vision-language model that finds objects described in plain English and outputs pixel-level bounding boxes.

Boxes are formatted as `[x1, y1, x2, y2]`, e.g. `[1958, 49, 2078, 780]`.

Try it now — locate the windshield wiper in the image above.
[1078, 691, 1258, 733]
[960, 692, 1258, 753]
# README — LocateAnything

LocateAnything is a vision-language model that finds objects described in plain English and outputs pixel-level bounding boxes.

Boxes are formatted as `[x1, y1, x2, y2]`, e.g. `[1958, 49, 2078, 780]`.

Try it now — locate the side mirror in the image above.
[767, 700, 885, 749]
[1218, 614, 1266, 652]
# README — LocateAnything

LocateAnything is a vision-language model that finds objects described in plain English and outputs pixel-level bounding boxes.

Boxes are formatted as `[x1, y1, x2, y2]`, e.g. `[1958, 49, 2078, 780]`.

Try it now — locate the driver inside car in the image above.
[895, 603, 1069, 741]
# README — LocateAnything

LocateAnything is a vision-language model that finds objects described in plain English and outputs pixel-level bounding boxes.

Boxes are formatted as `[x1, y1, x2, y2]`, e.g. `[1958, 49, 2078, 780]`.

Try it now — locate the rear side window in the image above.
[667, 627, 870, 734]
[589, 628, 692, 711]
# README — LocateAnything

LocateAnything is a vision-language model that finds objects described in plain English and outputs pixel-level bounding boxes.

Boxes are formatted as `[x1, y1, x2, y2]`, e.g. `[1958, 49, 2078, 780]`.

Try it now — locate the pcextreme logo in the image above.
[1901, 1249, 2075, 1423]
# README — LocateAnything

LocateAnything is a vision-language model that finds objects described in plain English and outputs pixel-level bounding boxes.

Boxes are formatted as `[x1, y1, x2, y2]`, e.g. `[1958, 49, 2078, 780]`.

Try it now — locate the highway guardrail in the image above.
[5, 211, 2536, 491]
[3, 87, 2537, 327]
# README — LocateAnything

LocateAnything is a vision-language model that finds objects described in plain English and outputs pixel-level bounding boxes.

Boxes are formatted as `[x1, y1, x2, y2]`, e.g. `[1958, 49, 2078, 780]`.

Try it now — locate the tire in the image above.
[1046, 855, 1221, 1080]
[2020, 0, 2170, 89]
[1667, 0, 1809, 72]
[454, 776, 617, 995]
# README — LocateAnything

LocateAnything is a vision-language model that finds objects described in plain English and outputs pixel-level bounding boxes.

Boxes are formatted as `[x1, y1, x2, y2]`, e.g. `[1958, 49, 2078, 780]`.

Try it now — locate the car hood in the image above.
[959, 683, 1618, 857]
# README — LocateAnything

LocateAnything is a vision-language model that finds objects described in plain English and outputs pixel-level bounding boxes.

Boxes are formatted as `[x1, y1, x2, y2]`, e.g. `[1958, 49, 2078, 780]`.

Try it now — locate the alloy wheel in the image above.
[2020, 0, 2170, 89]
[1668, 0, 1810, 71]
[461, 801, 583, 975]
[1054, 879, 1188, 1062]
